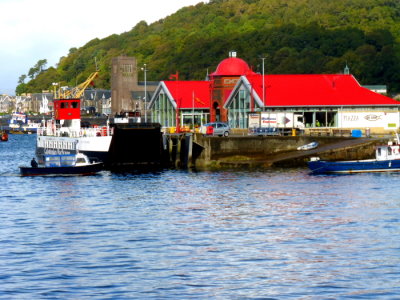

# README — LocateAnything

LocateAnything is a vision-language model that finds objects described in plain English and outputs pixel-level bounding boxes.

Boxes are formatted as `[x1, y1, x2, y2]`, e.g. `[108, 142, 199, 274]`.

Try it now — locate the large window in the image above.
[151, 93, 176, 127]
[227, 88, 261, 128]
[182, 113, 203, 128]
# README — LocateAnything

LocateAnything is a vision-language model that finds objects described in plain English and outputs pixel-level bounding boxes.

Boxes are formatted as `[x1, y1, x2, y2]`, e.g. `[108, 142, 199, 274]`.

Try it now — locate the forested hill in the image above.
[18, 0, 400, 94]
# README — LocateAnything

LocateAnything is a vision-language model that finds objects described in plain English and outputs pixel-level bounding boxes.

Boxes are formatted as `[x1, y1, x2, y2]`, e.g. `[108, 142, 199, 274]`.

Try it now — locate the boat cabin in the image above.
[44, 154, 77, 167]
[44, 153, 90, 168]
[54, 99, 80, 120]
[53, 98, 81, 133]
[376, 142, 400, 161]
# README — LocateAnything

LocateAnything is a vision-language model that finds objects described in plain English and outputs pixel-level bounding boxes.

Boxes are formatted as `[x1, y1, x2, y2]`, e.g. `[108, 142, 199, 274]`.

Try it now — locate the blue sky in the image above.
[0, 0, 205, 95]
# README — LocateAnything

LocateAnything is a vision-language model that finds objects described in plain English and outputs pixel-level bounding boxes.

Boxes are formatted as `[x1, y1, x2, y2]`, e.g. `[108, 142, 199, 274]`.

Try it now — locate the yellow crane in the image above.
[54, 71, 99, 99]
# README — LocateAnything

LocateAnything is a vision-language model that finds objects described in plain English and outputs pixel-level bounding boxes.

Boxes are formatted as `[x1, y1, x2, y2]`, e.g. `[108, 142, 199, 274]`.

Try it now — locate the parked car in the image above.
[201, 122, 231, 137]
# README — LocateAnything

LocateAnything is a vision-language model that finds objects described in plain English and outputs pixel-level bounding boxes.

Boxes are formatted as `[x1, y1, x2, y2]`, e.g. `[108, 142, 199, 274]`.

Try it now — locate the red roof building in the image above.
[149, 81, 211, 129]
[209, 53, 256, 122]
[238, 73, 398, 107]
[148, 52, 400, 133]
[225, 73, 400, 131]
[210, 56, 254, 77]
[162, 81, 210, 109]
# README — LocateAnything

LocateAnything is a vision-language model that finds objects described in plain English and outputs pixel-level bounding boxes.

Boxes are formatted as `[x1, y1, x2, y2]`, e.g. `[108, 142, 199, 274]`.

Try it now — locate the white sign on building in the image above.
[339, 111, 399, 130]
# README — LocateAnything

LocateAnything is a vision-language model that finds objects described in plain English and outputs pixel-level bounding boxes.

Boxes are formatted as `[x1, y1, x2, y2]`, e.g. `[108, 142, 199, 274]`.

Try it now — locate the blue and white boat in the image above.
[8, 112, 41, 133]
[308, 140, 400, 174]
[19, 153, 103, 176]
[297, 141, 318, 151]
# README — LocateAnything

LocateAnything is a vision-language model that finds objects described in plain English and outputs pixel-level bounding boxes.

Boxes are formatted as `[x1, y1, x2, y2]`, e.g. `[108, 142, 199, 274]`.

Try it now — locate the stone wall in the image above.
[192, 134, 387, 169]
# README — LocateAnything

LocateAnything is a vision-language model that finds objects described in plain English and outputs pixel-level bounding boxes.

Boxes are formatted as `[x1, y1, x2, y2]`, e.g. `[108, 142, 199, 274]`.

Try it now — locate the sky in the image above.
[0, 0, 206, 95]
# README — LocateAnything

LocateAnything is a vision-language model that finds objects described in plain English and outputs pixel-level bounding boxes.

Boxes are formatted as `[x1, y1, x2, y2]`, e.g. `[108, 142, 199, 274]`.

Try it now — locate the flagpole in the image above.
[261, 57, 266, 111]
[141, 64, 147, 122]
[144, 64, 147, 122]
[192, 90, 195, 131]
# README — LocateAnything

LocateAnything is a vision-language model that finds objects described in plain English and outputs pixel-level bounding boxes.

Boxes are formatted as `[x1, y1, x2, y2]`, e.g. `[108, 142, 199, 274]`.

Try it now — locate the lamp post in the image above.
[261, 57, 266, 109]
[52, 82, 59, 98]
[141, 64, 147, 122]
[192, 90, 195, 131]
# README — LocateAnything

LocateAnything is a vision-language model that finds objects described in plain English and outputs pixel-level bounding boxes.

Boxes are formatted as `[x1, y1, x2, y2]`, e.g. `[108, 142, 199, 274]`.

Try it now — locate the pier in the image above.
[107, 122, 164, 169]
[2, 114, 389, 170]
[163, 133, 388, 169]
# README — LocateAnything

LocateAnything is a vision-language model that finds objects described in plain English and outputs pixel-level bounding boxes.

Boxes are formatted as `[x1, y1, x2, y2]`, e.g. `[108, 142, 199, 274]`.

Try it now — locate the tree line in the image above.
[16, 0, 400, 94]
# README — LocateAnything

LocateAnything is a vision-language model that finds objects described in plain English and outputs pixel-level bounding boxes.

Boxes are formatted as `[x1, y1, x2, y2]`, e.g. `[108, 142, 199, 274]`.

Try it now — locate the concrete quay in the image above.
[3, 113, 389, 170]
[166, 134, 389, 170]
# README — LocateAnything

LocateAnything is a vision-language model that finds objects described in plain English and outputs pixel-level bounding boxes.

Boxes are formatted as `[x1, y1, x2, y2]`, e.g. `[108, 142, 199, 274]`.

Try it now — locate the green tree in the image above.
[18, 74, 27, 84]
[17, 0, 400, 93]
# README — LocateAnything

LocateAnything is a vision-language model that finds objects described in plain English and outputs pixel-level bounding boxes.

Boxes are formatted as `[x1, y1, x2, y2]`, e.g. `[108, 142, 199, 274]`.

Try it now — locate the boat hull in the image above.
[1, 131, 8, 142]
[19, 162, 104, 176]
[297, 141, 318, 151]
[308, 159, 400, 174]
[36, 135, 112, 163]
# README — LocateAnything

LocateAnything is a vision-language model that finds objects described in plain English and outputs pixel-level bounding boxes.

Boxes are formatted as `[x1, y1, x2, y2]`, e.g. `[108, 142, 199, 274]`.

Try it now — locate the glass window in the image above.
[152, 93, 177, 127]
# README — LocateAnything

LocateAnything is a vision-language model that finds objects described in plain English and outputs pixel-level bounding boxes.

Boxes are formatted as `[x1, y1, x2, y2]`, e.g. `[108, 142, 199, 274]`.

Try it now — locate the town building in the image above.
[148, 52, 400, 134]
[149, 81, 210, 130]
[31, 92, 53, 114]
[111, 56, 158, 115]
[225, 73, 400, 134]
[0, 95, 12, 113]
[208, 51, 255, 122]
[81, 89, 111, 115]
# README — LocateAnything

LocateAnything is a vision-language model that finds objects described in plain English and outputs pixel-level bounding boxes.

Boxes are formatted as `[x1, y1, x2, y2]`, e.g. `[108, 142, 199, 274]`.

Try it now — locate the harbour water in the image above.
[1, 134, 399, 299]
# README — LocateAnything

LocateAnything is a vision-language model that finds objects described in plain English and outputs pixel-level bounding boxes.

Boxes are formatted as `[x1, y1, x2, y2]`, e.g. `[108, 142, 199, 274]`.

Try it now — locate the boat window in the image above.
[76, 158, 86, 163]
[377, 148, 381, 156]
[60, 102, 69, 108]
[45, 156, 61, 167]
[388, 147, 392, 155]
[71, 102, 79, 108]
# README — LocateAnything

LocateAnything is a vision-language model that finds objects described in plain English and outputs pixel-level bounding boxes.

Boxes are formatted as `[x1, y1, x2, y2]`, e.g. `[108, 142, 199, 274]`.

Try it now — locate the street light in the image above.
[141, 64, 147, 122]
[52, 82, 59, 98]
[260, 57, 266, 108]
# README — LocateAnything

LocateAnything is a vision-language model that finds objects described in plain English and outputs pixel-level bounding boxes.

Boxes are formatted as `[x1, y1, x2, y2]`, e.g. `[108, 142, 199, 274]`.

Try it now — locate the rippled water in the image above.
[1, 134, 399, 299]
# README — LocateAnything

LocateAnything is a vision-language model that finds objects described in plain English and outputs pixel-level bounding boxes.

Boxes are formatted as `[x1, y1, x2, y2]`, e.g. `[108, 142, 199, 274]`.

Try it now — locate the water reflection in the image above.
[1, 135, 400, 298]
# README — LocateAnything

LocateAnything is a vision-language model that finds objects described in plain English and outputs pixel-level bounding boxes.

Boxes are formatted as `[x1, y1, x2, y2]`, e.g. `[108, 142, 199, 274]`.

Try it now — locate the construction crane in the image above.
[55, 71, 99, 99]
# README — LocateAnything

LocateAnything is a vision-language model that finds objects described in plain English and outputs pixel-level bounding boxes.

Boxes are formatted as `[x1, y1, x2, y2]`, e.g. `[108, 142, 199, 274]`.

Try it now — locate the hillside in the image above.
[17, 0, 400, 94]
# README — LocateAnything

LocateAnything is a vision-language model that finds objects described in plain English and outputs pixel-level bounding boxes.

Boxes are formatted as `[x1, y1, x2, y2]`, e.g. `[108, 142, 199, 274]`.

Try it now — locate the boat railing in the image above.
[37, 126, 113, 137]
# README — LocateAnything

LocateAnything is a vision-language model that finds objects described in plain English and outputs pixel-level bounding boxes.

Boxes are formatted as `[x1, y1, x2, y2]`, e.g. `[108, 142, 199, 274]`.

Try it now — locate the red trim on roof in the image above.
[245, 74, 399, 106]
[163, 81, 211, 109]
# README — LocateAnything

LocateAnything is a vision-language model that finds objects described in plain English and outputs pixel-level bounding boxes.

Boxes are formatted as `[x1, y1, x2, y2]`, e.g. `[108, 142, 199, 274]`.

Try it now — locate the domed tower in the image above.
[209, 51, 254, 122]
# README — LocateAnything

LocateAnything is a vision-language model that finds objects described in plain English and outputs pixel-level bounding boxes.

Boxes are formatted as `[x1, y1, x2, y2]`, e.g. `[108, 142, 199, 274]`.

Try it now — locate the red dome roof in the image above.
[211, 57, 252, 77]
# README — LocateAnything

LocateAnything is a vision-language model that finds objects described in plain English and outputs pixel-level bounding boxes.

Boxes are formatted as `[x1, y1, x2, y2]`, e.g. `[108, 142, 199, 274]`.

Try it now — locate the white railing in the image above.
[37, 126, 113, 138]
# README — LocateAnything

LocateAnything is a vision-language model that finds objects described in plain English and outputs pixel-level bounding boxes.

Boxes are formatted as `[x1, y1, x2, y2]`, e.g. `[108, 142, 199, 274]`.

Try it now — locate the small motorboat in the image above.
[297, 141, 318, 151]
[19, 153, 103, 176]
[308, 140, 400, 174]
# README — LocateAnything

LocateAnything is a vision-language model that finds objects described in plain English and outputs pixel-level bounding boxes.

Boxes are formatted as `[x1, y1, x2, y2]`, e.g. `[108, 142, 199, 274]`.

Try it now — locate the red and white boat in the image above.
[36, 97, 113, 164]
